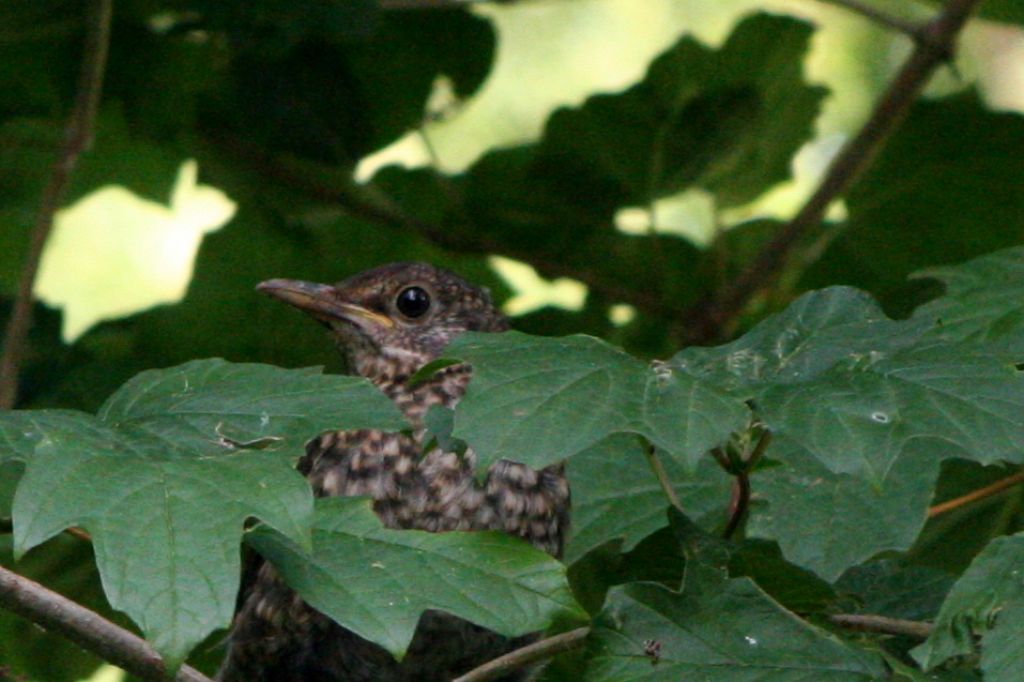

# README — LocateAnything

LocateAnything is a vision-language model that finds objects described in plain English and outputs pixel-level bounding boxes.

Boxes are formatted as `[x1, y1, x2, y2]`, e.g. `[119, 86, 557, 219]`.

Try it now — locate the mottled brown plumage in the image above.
[217, 262, 570, 681]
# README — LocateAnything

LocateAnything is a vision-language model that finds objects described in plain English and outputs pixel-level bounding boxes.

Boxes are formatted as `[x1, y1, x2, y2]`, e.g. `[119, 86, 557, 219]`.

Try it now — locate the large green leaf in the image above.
[247, 497, 587, 657]
[565, 434, 733, 564]
[583, 580, 886, 680]
[678, 286, 1024, 482]
[2, 359, 406, 669]
[748, 436, 947, 581]
[914, 533, 1024, 682]
[760, 343, 1024, 483]
[674, 284, 1024, 578]
[444, 331, 750, 472]
[675, 286, 929, 396]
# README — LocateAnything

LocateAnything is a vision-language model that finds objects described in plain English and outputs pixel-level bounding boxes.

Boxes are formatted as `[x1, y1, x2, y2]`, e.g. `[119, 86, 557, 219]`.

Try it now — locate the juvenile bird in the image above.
[217, 262, 570, 681]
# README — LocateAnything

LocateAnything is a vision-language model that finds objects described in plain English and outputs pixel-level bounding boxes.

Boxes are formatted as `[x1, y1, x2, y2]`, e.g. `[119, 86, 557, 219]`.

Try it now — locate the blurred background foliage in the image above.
[1, 0, 1023, 679]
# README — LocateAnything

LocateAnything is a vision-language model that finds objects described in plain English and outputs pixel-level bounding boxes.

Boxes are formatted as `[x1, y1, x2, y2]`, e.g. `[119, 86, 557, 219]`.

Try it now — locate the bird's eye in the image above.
[395, 286, 431, 319]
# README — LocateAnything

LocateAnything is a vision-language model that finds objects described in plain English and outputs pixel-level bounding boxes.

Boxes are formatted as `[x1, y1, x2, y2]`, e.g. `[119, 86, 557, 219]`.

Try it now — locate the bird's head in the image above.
[257, 262, 508, 383]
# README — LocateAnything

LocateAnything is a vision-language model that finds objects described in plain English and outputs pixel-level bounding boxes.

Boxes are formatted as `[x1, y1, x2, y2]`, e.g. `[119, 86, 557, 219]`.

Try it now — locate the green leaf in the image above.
[583, 580, 886, 680]
[247, 497, 586, 658]
[835, 559, 954, 623]
[445, 331, 750, 472]
[914, 533, 1024, 682]
[679, 286, 1024, 482]
[538, 13, 825, 208]
[747, 436, 947, 581]
[728, 540, 838, 615]
[675, 284, 1024, 578]
[97, 358, 406, 452]
[761, 343, 1024, 482]
[912, 245, 1024, 352]
[565, 434, 732, 564]
[674, 286, 930, 395]
[1, 360, 407, 669]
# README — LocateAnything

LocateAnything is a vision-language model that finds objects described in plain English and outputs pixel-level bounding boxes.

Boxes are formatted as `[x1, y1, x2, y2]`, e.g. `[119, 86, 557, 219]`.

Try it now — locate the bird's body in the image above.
[217, 263, 570, 681]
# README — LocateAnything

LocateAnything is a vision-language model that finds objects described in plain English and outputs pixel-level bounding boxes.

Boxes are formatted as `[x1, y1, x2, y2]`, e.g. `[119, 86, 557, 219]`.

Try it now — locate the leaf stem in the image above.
[644, 443, 684, 513]
[0, 0, 113, 409]
[829, 613, 934, 639]
[816, 0, 926, 39]
[927, 469, 1024, 518]
[0, 565, 213, 682]
[722, 431, 771, 539]
[681, 0, 984, 344]
[452, 627, 591, 682]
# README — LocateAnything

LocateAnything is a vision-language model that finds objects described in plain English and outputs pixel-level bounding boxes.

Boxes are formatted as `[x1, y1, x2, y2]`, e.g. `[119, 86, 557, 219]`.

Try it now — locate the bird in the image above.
[217, 262, 571, 682]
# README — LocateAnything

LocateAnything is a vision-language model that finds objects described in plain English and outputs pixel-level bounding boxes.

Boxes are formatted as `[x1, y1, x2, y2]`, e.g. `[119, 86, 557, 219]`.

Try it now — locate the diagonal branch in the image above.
[681, 0, 985, 345]
[452, 627, 591, 682]
[0, 0, 113, 408]
[0, 565, 212, 682]
[927, 469, 1024, 518]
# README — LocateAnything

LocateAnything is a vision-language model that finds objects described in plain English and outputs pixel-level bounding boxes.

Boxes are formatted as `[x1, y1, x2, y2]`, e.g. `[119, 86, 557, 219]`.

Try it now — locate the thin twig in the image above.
[0, 565, 213, 682]
[829, 613, 934, 639]
[0, 519, 91, 542]
[817, 0, 925, 39]
[644, 444, 684, 512]
[681, 0, 984, 344]
[927, 470, 1024, 518]
[452, 627, 590, 682]
[0, 0, 113, 409]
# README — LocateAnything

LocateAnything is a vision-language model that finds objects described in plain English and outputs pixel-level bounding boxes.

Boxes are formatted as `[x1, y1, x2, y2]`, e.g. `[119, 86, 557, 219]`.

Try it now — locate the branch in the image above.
[644, 440, 684, 513]
[817, 0, 925, 39]
[206, 132, 671, 321]
[452, 627, 590, 682]
[928, 469, 1024, 518]
[0, 565, 212, 682]
[0, 0, 112, 409]
[681, 0, 984, 345]
[829, 613, 934, 639]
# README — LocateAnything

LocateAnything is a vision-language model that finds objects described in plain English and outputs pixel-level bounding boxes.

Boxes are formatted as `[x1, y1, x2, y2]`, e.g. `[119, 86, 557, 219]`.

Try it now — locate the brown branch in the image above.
[927, 469, 1024, 518]
[817, 0, 925, 39]
[829, 613, 934, 639]
[452, 627, 590, 682]
[206, 132, 670, 320]
[0, 565, 212, 682]
[0, 0, 112, 409]
[681, 0, 984, 345]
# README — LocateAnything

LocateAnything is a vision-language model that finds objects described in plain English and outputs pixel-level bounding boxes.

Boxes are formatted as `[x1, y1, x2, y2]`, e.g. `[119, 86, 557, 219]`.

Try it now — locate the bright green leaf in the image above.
[583, 580, 886, 680]
[1, 359, 407, 669]
[445, 331, 750, 472]
[247, 497, 587, 658]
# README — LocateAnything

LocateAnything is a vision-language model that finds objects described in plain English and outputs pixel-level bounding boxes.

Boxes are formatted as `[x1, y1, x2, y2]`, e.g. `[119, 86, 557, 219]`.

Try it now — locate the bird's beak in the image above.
[256, 279, 395, 329]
